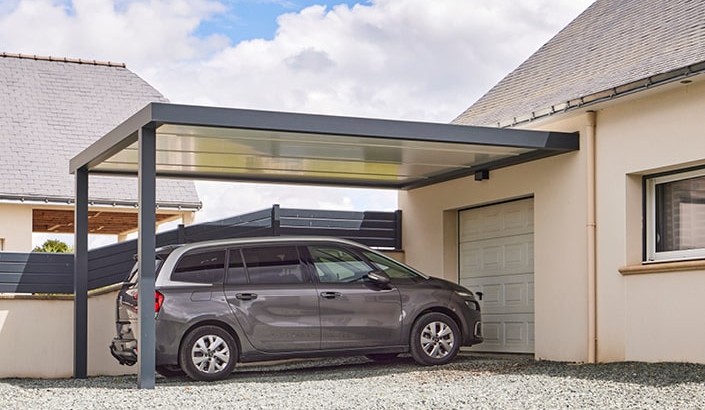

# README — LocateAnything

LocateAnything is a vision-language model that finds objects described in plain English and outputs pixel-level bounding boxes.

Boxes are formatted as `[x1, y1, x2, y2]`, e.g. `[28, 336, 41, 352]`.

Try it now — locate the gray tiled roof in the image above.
[454, 0, 705, 126]
[0, 54, 200, 208]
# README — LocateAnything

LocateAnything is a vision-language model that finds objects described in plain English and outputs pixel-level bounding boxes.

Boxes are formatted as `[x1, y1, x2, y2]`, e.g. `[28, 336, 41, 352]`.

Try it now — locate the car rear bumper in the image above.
[110, 338, 137, 366]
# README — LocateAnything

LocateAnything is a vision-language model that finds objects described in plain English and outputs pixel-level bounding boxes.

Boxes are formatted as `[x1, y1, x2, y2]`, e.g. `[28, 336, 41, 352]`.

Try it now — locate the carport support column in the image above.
[74, 167, 89, 379]
[138, 126, 157, 389]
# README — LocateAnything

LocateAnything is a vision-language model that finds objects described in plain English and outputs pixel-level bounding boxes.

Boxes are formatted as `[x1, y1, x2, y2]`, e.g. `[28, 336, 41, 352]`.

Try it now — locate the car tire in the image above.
[156, 364, 185, 378]
[365, 353, 399, 363]
[179, 325, 238, 381]
[409, 312, 461, 366]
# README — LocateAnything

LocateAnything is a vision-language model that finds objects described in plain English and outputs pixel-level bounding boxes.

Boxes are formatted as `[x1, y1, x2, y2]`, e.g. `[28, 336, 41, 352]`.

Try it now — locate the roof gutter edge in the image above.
[0, 194, 202, 211]
[493, 60, 705, 128]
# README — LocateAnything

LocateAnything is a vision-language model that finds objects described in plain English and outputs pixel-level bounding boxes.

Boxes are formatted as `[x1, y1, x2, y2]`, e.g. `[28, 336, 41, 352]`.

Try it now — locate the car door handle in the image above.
[235, 293, 258, 301]
[320, 291, 342, 299]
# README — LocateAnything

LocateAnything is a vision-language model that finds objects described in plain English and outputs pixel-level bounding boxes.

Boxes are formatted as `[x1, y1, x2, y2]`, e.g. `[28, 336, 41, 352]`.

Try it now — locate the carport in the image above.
[69, 102, 579, 388]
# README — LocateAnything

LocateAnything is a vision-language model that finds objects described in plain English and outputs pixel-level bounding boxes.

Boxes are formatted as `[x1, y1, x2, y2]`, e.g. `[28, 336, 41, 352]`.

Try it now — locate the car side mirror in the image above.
[367, 270, 391, 285]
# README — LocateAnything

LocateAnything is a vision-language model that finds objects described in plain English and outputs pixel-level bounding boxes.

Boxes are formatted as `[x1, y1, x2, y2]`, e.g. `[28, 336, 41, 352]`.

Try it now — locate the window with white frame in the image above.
[645, 168, 705, 262]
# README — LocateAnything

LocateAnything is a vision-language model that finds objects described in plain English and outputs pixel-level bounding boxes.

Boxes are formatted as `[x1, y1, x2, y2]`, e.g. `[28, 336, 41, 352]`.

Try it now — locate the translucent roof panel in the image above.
[71, 103, 579, 189]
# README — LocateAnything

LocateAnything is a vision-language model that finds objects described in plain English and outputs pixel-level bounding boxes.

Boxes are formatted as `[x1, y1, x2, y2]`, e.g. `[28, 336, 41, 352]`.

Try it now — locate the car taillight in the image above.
[155, 290, 164, 313]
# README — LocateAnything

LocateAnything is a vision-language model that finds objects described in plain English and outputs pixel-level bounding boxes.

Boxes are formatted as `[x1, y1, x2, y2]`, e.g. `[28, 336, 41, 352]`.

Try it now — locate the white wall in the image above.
[594, 77, 705, 362]
[402, 76, 705, 364]
[0, 291, 136, 378]
[623, 270, 705, 363]
[0, 203, 32, 251]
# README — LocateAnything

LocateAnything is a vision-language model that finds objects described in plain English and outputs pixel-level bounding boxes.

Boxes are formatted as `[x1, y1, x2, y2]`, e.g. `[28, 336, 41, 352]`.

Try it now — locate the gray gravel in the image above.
[2, 353, 705, 409]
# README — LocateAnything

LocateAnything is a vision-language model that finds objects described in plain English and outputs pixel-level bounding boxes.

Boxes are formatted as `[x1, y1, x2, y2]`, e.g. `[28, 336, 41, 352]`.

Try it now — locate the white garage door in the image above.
[459, 198, 534, 353]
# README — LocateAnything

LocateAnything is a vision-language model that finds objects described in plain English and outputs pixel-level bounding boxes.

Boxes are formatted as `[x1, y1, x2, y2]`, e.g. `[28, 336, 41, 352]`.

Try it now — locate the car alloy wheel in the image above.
[410, 312, 461, 366]
[180, 325, 238, 381]
[420, 321, 455, 359]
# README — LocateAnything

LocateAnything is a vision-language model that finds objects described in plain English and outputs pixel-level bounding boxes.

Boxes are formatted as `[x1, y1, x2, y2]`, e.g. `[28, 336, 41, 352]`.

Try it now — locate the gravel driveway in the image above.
[2, 353, 704, 409]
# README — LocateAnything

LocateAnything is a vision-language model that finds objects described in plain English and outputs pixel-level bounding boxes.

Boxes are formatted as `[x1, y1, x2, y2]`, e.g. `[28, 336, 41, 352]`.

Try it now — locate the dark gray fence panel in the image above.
[0, 206, 401, 293]
[279, 208, 400, 249]
[0, 252, 73, 293]
[88, 240, 138, 290]
[182, 209, 272, 242]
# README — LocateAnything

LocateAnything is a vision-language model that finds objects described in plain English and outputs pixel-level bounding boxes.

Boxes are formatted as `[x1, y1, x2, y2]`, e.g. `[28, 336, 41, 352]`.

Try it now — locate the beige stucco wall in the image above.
[401, 77, 705, 364]
[0, 290, 136, 378]
[594, 78, 705, 363]
[623, 270, 705, 363]
[0, 203, 32, 251]
[399, 113, 592, 362]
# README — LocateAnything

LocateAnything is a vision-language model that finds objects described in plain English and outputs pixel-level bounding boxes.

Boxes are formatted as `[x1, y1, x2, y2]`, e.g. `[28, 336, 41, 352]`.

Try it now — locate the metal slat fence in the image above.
[0, 206, 401, 293]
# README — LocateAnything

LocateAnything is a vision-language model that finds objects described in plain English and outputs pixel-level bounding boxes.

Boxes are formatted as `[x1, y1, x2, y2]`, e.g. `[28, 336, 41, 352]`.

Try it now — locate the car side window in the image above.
[308, 246, 372, 283]
[226, 248, 248, 285]
[362, 250, 420, 280]
[172, 250, 225, 284]
[242, 245, 305, 284]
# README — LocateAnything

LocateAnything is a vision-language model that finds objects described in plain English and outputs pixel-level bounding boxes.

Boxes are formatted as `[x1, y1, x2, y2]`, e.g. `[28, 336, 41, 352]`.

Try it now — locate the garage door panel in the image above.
[459, 234, 533, 277]
[459, 198, 534, 354]
[505, 282, 526, 306]
[459, 198, 533, 242]
[471, 314, 534, 353]
[461, 274, 533, 315]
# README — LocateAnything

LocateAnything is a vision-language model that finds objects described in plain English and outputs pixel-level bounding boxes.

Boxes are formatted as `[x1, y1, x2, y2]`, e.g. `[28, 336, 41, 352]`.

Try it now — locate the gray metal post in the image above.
[271, 204, 281, 236]
[73, 168, 89, 379]
[137, 126, 157, 389]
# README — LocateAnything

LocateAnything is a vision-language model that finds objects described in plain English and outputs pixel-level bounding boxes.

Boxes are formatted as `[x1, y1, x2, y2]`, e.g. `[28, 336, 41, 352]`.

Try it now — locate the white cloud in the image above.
[142, 0, 593, 122]
[6, 0, 593, 229]
[0, 0, 228, 64]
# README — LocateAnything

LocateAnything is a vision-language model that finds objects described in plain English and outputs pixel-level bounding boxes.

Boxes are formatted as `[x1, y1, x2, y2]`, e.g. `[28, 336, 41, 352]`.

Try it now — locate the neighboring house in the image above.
[400, 0, 705, 363]
[0, 53, 201, 251]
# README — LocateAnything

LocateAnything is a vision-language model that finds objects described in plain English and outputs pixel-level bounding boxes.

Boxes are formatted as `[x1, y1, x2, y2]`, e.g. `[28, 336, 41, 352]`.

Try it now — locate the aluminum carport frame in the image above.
[69, 102, 579, 388]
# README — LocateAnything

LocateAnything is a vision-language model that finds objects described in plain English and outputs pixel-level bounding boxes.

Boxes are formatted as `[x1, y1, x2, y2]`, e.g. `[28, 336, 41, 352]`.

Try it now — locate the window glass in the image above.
[362, 250, 421, 279]
[309, 246, 371, 283]
[647, 169, 705, 261]
[172, 250, 225, 284]
[654, 174, 705, 252]
[242, 246, 304, 284]
[226, 249, 248, 285]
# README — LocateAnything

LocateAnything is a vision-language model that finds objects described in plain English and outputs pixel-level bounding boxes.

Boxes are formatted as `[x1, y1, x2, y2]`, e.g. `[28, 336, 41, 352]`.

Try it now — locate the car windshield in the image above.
[362, 250, 427, 280]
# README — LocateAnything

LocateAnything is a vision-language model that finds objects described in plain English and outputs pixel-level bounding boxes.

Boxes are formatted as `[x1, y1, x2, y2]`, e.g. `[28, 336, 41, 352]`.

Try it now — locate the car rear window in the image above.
[172, 250, 225, 284]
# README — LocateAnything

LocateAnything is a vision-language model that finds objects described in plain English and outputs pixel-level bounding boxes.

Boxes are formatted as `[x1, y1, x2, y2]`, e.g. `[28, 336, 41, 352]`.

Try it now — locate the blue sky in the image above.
[198, 0, 366, 43]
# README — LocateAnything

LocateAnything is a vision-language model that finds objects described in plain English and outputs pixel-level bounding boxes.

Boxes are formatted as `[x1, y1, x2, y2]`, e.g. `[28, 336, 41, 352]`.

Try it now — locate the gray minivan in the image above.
[110, 237, 482, 381]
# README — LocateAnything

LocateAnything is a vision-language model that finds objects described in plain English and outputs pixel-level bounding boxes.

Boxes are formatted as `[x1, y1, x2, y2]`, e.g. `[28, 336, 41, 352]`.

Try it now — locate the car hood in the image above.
[420, 276, 473, 294]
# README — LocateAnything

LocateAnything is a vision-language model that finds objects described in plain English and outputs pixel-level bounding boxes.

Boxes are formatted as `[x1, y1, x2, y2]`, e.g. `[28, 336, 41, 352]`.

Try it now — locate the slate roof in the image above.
[0, 53, 200, 209]
[454, 0, 705, 127]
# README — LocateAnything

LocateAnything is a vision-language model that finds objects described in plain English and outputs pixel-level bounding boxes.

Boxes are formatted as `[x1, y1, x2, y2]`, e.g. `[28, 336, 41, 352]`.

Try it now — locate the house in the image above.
[399, 0, 705, 363]
[0, 53, 200, 252]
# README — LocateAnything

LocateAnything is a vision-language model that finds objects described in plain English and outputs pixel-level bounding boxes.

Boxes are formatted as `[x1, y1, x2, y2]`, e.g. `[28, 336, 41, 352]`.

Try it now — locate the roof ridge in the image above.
[1, 52, 126, 68]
